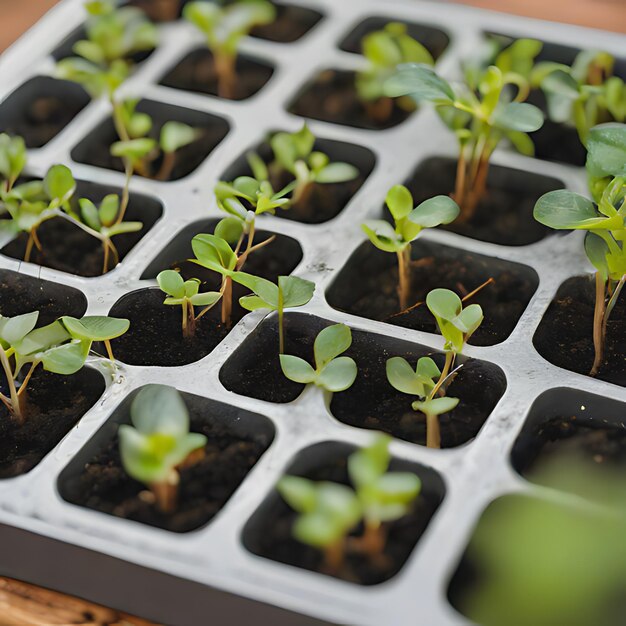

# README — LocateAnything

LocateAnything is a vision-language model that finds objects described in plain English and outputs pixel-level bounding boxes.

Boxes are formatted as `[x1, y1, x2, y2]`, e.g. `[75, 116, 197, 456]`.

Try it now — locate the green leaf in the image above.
[584, 232, 610, 280]
[40, 341, 86, 375]
[315, 162, 359, 184]
[362, 220, 404, 253]
[189, 291, 221, 307]
[375, 472, 421, 504]
[13, 321, 69, 356]
[456, 304, 484, 335]
[232, 272, 279, 307]
[542, 69, 580, 99]
[160, 121, 198, 154]
[314, 324, 352, 368]
[317, 356, 358, 392]
[44, 164, 76, 204]
[279, 276, 315, 308]
[111, 138, 156, 161]
[0, 312, 39, 345]
[131, 384, 189, 437]
[239, 295, 269, 311]
[506, 130, 535, 157]
[79, 198, 102, 231]
[157, 270, 185, 298]
[412, 396, 459, 416]
[277, 476, 317, 513]
[493, 102, 544, 132]
[386, 184, 413, 221]
[191, 233, 237, 273]
[384, 64, 455, 102]
[348, 435, 391, 488]
[408, 195, 460, 228]
[426, 288, 462, 321]
[214, 217, 244, 244]
[105, 221, 143, 237]
[99, 194, 120, 226]
[0, 134, 27, 183]
[279, 354, 317, 384]
[586, 123, 626, 179]
[534, 190, 615, 230]
[61, 316, 130, 341]
[386, 356, 439, 397]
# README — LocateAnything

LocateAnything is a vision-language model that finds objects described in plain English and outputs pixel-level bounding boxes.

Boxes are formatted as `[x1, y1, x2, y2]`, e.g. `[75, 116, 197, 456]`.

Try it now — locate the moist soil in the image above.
[63, 410, 273, 533]
[245, 448, 442, 584]
[533, 275, 626, 386]
[0, 369, 104, 478]
[406, 158, 558, 246]
[160, 48, 273, 101]
[1, 202, 157, 278]
[327, 241, 538, 346]
[250, 4, 322, 42]
[0, 270, 86, 325]
[289, 70, 412, 130]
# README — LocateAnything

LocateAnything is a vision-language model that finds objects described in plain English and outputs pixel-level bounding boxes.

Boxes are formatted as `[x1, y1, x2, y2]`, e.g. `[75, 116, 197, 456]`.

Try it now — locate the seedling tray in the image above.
[0, 1, 624, 624]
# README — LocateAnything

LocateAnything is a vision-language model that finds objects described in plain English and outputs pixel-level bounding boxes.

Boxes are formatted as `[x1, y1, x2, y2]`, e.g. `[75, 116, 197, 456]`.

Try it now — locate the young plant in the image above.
[0, 312, 129, 422]
[277, 476, 361, 573]
[534, 123, 626, 376]
[234, 274, 315, 352]
[348, 435, 421, 555]
[384, 64, 544, 219]
[279, 324, 357, 393]
[356, 22, 434, 122]
[387, 355, 459, 449]
[362, 184, 460, 310]
[119, 384, 207, 513]
[156, 270, 222, 338]
[532, 50, 625, 147]
[183, 0, 276, 99]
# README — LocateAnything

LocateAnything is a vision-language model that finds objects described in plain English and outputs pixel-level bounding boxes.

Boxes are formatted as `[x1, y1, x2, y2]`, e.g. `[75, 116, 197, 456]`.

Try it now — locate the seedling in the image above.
[157, 270, 222, 338]
[234, 274, 315, 352]
[119, 384, 207, 513]
[183, 0, 275, 99]
[0, 312, 129, 422]
[362, 184, 460, 310]
[348, 435, 421, 556]
[384, 64, 544, 218]
[280, 324, 357, 393]
[532, 50, 625, 147]
[356, 22, 434, 122]
[534, 123, 626, 375]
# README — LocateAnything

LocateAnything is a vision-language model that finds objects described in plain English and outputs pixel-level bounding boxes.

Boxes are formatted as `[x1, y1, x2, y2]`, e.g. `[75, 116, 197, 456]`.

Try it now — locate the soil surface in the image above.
[244, 444, 442, 584]
[289, 69, 412, 130]
[534, 275, 626, 386]
[61, 403, 273, 532]
[406, 158, 559, 246]
[0, 270, 86, 325]
[327, 240, 538, 346]
[160, 48, 273, 101]
[251, 4, 322, 42]
[0, 369, 104, 478]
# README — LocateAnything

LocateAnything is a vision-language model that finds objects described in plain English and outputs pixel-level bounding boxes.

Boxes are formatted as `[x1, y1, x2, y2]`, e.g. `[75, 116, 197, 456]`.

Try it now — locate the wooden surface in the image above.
[0, 0, 623, 624]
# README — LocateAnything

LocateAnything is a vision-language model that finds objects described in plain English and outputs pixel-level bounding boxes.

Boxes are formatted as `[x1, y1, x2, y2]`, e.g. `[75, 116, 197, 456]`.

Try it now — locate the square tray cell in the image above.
[511, 388, 626, 492]
[71, 100, 229, 181]
[533, 275, 626, 387]
[327, 239, 539, 346]
[1, 180, 163, 278]
[58, 387, 275, 533]
[243, 441, 444, 584]
[160, 48, 274, 101]
[0, 76, 89, 149]
[219, 134, 375, 224]
[404, 157, 562, 246]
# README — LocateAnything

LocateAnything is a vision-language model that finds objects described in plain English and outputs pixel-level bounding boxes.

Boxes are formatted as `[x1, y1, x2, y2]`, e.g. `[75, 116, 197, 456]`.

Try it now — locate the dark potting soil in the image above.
[0, 78, 89, 149]
[0, 270, 86, 325]
[220, 314, 507, 448]
[406, 158, 560, 246]
[61, 398, 274, 532]
[250, 3, 323, 42]
[160, 48, 273, 101]
[289, 70, 412, 131]
[327, 240, 538, 346]
[1, 195, 160, 278]
[71, 100, 229, 181]
[0, 369, 104, 478]
[244, 443, 443, 584]
[533, 275, 626, 387]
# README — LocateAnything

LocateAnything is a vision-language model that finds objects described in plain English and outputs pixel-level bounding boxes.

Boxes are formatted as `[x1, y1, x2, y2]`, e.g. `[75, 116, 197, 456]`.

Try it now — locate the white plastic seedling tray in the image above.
[0, 0, 624, 624]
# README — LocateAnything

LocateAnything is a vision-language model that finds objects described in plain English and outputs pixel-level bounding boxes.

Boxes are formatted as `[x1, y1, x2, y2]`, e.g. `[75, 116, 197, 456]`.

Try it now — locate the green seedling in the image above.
[278, 476, 361, 573]
[234, 274, 315, 352]
[183, 0, 275, 99]
[534, 123, 626, 376]
[362, 184, 460, 310]
[265, 124, 359, 206]
[384, 64, 544, 219]
[532, 50, 625, 147]
[157, 270, 222, 338]
[119, 384, 207, 513]
[356, 22, 434, 123]
[387, 355, 459, 448]
[348, 435, 421, 555]
[0, 312, 129, 422]
[279, 324, 357, 393]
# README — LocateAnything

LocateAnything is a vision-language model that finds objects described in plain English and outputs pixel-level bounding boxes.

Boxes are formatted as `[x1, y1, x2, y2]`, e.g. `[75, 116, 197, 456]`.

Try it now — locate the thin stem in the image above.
[360, 520, 386, 556]
[17, 362, 38, 397]
[426, 413, 441, 449]
[102, 240, 110, 275]
[323, 540, 345, 574]
[430, 351, 455, 399]
[600, 274, 625, 365]
[454, 148, 467, 207]
[236, 222, 257, 270]
[396, 246, 412, 311]
[150, 471, 179, 514]
[104, 340, 115, 362]
[117, 161, 133, 225]
[181, 299, 189, 338]
[155, 151, 177, 182]
[461, 277, 495, 303]
[292, 180, 314, 207]
[278, 290, 285, 354]
[221, 276, 233, 327]
[214, 51, 237, 100]
[32, 228, 43, 252]
[24, 233, 35, 263]
[0, 346, 21, 423]
[590, 272, 607, 376]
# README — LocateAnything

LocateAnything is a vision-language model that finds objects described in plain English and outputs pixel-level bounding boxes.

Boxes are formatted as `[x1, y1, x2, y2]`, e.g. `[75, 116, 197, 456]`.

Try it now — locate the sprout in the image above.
[157, 270, 222, 338]
[384, 64, 544, 219]
[0, 312, 129, 422]
[279, 324, 357, 393]
[183, 0, 275, 99]
[532, 50, 625, 147]
[356, 22, 434, 122]
[362, 184, 460, 310]
[119, 384, 207, 513]
[234, 274, 315, 352]
[534, 123, 626, 376]
[348, 435, 421, 555]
